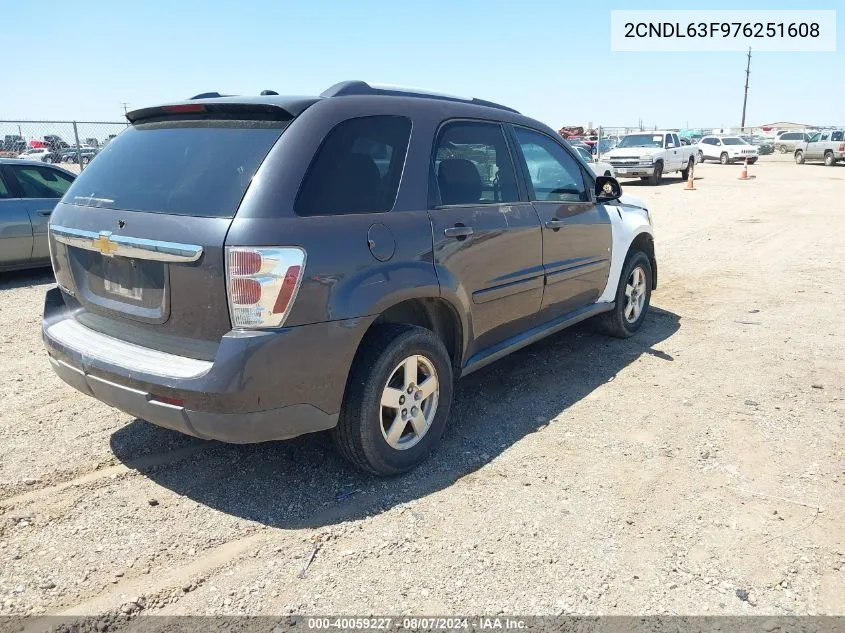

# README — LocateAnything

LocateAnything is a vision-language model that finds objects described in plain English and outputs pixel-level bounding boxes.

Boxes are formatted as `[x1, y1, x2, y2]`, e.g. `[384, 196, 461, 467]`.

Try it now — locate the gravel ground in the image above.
[1, 156, 844, 624]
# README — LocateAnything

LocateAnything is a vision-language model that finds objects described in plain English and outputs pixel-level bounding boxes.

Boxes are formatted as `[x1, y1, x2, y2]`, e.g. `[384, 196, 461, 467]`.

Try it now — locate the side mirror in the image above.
[595, 176, 621, 203]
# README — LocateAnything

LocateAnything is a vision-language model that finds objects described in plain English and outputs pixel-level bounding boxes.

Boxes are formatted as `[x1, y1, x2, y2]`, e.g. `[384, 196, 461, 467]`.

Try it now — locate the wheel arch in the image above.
[360, 296, 467, 375]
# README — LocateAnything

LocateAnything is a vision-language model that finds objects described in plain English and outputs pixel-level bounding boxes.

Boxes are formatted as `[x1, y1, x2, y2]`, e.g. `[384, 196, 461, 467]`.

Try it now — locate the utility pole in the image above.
[740, 47, 751, 132]
[121, 102, 130, 116]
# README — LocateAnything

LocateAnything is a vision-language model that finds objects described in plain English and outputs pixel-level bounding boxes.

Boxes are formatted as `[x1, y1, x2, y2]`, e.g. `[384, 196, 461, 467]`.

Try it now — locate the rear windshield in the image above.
[63, 120, 287, 217]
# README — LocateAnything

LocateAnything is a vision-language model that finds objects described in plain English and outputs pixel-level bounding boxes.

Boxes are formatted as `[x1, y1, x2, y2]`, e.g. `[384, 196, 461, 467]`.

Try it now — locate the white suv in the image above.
[697, 136, 759, 165]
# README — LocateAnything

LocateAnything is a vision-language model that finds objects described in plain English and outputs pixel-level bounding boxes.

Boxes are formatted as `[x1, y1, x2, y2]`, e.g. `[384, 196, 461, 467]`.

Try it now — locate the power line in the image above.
[740, 48, 751, 132]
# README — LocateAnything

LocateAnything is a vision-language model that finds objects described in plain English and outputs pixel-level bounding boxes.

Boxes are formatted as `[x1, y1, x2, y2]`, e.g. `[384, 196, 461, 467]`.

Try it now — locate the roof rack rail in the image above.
[190, 92, 226, 100]
[320, 80, 520, 114]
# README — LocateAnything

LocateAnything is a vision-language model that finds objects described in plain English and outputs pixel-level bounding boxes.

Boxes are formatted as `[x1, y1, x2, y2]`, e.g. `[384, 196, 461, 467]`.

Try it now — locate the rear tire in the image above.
[824, 151, 835, 166]
[594, 251, 652, 338]
[719, 152, 729, 165]
[43, 156, 53, 164]
[794, 150, 805, 165]
[333, 324, 454, 476]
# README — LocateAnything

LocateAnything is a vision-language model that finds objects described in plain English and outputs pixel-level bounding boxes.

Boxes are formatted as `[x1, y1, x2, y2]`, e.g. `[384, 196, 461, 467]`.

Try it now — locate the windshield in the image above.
[722, 137, 747, 145]
[575, 147, 592, 162]
[617, 134, 664, 149]
[63, 119, 287, 217]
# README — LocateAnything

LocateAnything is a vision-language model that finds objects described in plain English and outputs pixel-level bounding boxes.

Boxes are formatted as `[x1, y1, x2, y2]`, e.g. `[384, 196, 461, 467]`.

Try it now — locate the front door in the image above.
[0, 168, 35, 267]
[665, 133, 680, 170]
[5, 163, 75, 261]
[428, 120, 543, 355]
[510, 125, 612, 319]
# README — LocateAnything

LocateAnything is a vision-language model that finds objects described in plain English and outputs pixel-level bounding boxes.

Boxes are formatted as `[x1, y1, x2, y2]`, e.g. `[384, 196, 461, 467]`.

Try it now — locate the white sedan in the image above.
[17, 148, 52, 163]
[696, 135, 759, 165]
[573, 145, 617, 178]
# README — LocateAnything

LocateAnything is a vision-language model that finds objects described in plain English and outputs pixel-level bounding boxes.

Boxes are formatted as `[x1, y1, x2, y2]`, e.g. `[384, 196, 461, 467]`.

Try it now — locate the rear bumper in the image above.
[42, 287, 372, 443]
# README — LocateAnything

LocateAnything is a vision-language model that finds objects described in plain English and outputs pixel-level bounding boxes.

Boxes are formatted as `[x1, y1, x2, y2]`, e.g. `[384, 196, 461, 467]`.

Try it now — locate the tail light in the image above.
[225, 247, 306, 329]
[839, 144, 845, 152]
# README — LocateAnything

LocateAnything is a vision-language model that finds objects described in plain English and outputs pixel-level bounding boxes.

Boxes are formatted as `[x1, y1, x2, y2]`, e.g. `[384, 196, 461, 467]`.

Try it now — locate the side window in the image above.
[514, 127, 588, 204]
[665, 134, 675, 148]
[714, 139, 722, 146]
[0, 173, 10, 199]
[9, 166, 74, 199]
[295, 116, 411, 216]
[832, 131, 844, 142]
[809, 133, 821, 143]
[820, 132, 830, 141]
[783, 133, 798, 141]
[431, 121, 519, 206]
[672, 134, 681, 147]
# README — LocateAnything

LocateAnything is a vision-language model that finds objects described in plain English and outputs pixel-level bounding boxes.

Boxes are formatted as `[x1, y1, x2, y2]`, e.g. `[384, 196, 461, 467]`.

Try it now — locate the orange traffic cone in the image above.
[684, 161, 696, 190]
[738, 157, 750, 180]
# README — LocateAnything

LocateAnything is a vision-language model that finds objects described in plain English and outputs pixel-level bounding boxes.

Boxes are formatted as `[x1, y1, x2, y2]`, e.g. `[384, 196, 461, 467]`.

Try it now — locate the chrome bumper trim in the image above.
[46, 319, 212, 379]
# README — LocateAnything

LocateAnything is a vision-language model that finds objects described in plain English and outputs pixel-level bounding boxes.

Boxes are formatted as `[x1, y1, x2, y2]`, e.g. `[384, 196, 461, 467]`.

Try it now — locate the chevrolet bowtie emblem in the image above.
[92, 232, 119, 256]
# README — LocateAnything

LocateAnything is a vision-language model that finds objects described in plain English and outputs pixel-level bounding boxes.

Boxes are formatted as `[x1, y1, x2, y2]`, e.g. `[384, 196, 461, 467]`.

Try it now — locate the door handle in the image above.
[545, 219, 566, 230]
[36, 210, 53, 216]
[444, 225, 473, 240]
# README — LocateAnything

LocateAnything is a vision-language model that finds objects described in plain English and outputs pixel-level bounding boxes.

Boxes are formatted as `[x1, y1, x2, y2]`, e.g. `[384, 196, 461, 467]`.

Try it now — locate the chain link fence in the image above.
[0, 120, 128, 173]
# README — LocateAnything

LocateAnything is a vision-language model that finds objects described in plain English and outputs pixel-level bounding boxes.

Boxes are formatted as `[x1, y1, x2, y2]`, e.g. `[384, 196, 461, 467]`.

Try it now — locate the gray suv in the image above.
[42, 81, 657, 475]
[794, 130, 845, 166]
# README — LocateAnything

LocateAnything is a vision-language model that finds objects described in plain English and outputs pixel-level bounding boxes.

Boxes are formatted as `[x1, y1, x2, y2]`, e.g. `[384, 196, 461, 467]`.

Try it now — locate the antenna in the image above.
[740, 48, 751, 132]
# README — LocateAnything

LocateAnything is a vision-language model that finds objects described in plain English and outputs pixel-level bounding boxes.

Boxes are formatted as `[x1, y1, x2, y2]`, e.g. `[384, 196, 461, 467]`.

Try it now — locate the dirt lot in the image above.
[1, 156, 843, 623]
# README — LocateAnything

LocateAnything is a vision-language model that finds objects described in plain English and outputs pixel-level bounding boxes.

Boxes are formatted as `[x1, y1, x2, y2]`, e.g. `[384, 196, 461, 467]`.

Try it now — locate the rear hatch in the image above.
[49, 104, 295, 360]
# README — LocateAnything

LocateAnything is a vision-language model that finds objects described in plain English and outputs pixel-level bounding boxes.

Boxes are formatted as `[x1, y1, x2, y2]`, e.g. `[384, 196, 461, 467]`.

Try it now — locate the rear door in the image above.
[4, 163, 75, 261]
[510, 125, 612, 319]
[48, 112, 292, 358]
[428, 120, 543, 354]
[0, 168, 34, 266]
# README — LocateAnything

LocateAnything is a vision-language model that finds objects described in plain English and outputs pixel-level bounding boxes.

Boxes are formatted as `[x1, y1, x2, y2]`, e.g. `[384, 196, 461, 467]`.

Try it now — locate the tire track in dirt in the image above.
[1, 443, 209, 509]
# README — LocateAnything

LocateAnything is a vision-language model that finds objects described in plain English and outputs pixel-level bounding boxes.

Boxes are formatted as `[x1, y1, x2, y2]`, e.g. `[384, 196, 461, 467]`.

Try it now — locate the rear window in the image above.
[63, 120, 287, 217]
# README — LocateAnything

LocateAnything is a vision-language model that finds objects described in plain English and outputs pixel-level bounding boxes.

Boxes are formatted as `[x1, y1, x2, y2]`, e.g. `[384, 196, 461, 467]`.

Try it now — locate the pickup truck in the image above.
[793, 130, 845, 166]
[605, 131, 697, 185]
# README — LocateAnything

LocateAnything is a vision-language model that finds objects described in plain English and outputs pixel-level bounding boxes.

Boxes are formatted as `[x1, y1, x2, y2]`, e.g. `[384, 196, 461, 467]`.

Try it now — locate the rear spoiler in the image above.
[126, 101, 311, 124]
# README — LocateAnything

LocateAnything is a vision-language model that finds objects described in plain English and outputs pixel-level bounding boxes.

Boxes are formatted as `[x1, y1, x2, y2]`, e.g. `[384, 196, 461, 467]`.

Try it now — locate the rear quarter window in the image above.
[62, 120, 287, 217]
[295, 116, 412, 216]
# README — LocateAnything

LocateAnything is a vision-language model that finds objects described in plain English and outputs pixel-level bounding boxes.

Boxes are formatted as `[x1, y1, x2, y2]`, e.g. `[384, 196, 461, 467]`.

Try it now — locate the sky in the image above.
[3, 0, 842, 130]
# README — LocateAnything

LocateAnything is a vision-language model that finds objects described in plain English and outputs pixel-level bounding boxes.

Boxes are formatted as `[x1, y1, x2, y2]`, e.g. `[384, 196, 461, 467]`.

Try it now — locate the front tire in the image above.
[824, 151, 836, 166]
[680, 157, 694, 180]
[719, 152, 729, 165]
[594, 251, 653, 338]
[333, 324, 454, 476]
[794, 150, 805, 165]
[43, 156, 53, 164]
[648, 161, 663, 185]
[697, 150, 704, 163]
